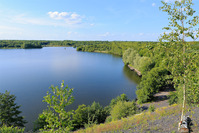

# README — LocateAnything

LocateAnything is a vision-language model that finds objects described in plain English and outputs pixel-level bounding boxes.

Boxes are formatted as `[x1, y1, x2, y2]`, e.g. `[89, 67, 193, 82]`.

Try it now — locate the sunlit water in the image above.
[0, 47, 140, 130]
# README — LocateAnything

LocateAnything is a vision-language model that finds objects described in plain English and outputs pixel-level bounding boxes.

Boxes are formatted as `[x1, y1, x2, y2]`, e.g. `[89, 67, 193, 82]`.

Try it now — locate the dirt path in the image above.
[139, 90, 171, 110]
[122, 90, 199, 133]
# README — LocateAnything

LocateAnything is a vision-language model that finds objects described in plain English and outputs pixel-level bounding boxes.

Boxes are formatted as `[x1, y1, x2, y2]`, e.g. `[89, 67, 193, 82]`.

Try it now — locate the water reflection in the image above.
[123, 65, 141, 85]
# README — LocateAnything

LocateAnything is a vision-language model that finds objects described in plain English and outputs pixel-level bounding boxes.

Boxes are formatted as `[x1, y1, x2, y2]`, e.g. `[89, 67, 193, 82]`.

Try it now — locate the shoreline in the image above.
[127, 64, 142, 77]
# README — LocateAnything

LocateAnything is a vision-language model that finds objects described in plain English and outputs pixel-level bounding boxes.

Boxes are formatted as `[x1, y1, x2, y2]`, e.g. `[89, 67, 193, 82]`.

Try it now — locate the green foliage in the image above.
[148, 104, 155, 112]
[76, 41, 157, 56]
[110, 101, 137, 121]
[109, 93, 129, 108]
[186, 69, 199, 104]
[33, 110, 49, 132]
[0, 125, 24, 133]
[72, 102, 109, 130]
[123, 48, 155, 74]
[76, 46, 82, 51]
[72, 104, 88, 130]
[136, 67, 171, 104]
[139, 57, 155, 74]
[87, 102, 109, 124]
[105, 116, 112, 123]
[40, 81, 74, 132]
[0, 91, 26, 127]
[0, 40, 76, 49]
[168, 92, 178, 105]
[160, 0, 199, 105]
[123, 48, 139, 65]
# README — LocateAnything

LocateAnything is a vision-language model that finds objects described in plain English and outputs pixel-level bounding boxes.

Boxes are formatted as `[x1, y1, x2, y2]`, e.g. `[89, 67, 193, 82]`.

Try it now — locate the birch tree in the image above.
[160, 0, 199, 121]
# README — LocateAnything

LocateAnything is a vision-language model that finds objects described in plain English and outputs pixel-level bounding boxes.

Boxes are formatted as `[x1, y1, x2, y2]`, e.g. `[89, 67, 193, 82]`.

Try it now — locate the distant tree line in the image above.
[76, 41, 157, 56]
[0, 40, 110, 49]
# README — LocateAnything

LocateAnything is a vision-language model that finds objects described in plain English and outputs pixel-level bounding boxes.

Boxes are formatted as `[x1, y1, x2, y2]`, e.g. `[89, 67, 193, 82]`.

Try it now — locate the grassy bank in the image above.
[74, 104, 199, 133]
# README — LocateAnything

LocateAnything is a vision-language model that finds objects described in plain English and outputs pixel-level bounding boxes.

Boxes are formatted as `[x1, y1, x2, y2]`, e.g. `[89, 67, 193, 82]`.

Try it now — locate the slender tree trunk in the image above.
[181, 10, 186, 121]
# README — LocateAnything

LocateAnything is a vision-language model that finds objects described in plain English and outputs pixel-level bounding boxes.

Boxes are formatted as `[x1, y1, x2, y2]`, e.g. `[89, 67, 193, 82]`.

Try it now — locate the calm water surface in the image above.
[0, 47, 140, 130]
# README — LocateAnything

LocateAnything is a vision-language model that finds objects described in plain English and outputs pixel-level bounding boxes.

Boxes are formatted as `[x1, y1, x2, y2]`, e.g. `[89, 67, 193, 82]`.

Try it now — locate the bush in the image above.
[109, 93, 129, 108]
[0, 125, 24, 133]
[123, 48, 155, 74]
[105, 116, 112, 123]
[139, 57, 155, 74]
[86, 102, 108, 126]
[110, 101, 137, 121]
[148, 104, 155, 112]
[33, 110, 49, 132]
[72, 102, 109, 130]
[136, 67, 170, 104]
[168, 91, 178, 105]
[72, 104, 88, 130]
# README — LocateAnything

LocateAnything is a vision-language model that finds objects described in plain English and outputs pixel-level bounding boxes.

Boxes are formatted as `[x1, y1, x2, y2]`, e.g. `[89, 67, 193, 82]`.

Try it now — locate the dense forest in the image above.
[0, 40, 109, 49]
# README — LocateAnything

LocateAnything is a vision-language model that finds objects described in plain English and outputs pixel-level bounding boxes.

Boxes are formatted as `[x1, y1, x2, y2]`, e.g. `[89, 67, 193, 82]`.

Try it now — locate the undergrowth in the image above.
[74, 104, 180, 133]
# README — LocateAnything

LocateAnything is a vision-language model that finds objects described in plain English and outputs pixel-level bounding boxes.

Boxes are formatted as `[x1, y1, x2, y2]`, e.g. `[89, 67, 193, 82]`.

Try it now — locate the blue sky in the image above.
[0, 0, 198, 41]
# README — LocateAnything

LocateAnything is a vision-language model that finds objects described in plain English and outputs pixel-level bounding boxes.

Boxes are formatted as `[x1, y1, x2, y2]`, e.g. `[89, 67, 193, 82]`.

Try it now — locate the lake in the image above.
[0, 47, 140, 130]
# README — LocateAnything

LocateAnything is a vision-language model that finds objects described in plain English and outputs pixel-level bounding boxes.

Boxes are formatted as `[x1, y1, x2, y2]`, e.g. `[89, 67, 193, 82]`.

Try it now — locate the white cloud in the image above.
[152, 3, 156, 7]
[9, 13, 86, 28]
[99, 32, 111, 37]
[67, 31, 78, 36]
[48, 11, 69, 20]
[48, 11, 83, 25]
[139, 33, 144, 36]
[0, 25, 22, 31]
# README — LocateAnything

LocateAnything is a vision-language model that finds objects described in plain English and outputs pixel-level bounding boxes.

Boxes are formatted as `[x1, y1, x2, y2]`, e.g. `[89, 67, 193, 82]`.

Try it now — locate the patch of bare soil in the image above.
[140, 90, 171, 110]
[121, 90, 199, 133]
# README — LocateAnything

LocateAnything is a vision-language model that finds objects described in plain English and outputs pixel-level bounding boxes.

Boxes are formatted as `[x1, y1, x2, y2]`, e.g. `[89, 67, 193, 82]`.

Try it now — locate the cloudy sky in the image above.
[0, 0, 198, 41]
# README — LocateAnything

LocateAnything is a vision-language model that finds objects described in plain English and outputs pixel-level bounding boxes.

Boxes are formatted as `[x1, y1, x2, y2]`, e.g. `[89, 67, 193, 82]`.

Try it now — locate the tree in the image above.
[0, 125, 24, 133]
[160, 0, 199, 121]
[41, 81, 74, 132]
[72, 102, 109, 130]
[72, 104, 88, 130]
[136, 67, 170, 104]
[110, 101, 137, 121]
[0, 91, 26, 127]
[109, 94, 129, 108]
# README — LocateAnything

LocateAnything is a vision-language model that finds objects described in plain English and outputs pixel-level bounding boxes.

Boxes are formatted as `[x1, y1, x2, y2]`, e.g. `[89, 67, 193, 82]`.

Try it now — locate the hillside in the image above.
[74, 105, 199, 133]
[74, 92, 199, 133]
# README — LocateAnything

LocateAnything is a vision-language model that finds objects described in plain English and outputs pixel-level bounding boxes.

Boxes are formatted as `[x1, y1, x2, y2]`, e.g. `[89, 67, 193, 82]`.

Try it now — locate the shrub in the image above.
[72, 102, 109, 130]
[72, 104, 88, 130]
[110, 101, 137, 121]
[139, 57, 155, 74]
[105, 116, 112, 123]
[148, 104, 155, 112]
[33, 110, 49, 132]
[136, 67, 170, 104]
[168, 91, 178, 105]
[0, 125, 24, 133]
[109, 93, 129, 108]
